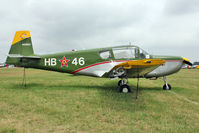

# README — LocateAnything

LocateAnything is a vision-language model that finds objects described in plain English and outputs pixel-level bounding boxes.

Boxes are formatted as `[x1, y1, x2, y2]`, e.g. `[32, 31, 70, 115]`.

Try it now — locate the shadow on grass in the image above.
[7, 83, 45, 90]
[7, 80, 163, 92]
[6, 81, 168, 112]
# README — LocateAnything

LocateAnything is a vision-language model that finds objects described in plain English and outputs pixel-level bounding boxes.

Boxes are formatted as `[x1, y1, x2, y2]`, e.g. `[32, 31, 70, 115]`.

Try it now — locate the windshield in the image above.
[113, 47, 138, 59]
[139, 48, 150, 59]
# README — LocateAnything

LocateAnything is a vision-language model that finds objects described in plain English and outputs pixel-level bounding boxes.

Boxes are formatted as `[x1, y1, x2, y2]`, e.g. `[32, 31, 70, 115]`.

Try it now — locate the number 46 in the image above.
[72, 57, 85, 66]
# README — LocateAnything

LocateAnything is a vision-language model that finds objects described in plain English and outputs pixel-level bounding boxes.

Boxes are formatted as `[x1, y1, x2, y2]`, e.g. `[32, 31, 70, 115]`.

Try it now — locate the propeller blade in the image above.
[183, 57, 192, 66]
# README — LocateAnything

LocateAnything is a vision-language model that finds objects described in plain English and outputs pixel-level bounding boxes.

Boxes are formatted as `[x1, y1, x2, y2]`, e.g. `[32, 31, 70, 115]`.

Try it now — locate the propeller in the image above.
[183, 57, 192, 66]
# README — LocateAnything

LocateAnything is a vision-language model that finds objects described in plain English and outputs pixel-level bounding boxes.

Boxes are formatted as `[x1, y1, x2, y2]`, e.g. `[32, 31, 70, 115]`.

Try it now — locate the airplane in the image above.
[6, 31, 192, 96]
[0, 63, 5, 68]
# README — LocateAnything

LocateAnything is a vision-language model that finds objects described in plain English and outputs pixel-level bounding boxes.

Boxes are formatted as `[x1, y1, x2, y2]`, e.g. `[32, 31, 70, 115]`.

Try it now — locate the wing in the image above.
[109, 59, 165, 78]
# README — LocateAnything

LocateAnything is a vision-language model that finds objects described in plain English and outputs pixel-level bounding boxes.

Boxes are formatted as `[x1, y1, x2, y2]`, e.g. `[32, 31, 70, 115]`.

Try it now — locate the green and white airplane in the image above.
[6, 31, 192, 93]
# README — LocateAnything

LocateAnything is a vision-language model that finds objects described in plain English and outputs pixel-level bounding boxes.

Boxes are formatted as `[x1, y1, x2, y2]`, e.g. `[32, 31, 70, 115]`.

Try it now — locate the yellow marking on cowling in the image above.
[12, 31, 31, 45]
[183, 57, 190, 63]
[114, 59, 165, 69]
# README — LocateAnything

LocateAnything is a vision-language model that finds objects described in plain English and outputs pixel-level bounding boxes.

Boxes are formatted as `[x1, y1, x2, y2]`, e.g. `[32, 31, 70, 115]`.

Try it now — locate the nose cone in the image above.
[183, 57, 192, 66]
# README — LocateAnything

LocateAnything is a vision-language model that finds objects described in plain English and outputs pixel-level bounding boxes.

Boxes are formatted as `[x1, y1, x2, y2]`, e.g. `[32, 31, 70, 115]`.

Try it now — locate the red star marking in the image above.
[59, 56, 70, 67]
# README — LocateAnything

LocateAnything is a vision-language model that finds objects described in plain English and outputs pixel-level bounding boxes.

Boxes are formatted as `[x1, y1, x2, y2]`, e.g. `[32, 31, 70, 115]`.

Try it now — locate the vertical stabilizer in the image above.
[6, 31, 35, 65]
[9, 31, 34, 56]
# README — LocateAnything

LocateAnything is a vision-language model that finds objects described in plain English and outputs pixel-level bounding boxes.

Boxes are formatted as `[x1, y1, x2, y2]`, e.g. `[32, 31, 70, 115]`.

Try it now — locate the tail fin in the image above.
[6, 31, 37, 66]
[9, 31, 34, 56]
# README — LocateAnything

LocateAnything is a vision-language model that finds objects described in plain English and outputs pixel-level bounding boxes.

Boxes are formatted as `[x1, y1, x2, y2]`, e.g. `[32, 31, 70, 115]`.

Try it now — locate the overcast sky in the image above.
[0, 0, 199, 63]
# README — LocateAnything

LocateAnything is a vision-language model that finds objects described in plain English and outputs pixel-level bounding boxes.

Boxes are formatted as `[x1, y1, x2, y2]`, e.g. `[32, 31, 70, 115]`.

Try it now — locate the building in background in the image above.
[193, 62, 199, 69]
[0, 63, 5, 68]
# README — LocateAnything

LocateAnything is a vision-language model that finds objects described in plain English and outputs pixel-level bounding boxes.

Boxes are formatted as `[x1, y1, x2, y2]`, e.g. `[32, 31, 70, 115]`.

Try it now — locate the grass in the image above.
[0, 68, 199, 133]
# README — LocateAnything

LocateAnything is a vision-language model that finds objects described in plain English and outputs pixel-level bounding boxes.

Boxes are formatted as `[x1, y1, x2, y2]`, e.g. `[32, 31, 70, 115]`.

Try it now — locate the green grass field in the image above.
[0, 68, 199, 133]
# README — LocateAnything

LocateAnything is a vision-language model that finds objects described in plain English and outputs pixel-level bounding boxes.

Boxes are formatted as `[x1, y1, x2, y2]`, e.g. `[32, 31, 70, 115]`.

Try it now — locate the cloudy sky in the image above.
[0, 0, 199, 63]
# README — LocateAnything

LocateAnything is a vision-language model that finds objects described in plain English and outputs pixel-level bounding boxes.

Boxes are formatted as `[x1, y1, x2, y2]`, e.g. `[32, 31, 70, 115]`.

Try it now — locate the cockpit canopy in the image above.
[112, 46, 150, 59]
[113, 47, 138, 59]
[99, 46, 150, 60]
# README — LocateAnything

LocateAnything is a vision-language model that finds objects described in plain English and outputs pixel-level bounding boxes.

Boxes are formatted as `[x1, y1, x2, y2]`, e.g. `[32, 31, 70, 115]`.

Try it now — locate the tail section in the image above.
[6, 31, 40, 66]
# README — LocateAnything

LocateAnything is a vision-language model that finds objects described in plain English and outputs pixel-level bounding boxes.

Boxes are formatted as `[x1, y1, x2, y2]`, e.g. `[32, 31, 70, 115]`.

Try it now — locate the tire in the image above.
[163, 84, 171, 90]
[120, 85, 131, 93]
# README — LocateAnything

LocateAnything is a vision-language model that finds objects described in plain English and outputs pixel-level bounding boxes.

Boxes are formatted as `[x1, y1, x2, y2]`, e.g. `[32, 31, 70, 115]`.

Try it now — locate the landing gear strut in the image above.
[163, 76, 171, 90]
[118, 78, 131, 93]
[118, 76, 140, 99]
[118, 78, 128, 86]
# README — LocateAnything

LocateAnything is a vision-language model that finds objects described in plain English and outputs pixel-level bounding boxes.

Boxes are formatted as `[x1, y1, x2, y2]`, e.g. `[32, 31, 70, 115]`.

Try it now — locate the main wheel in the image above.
[120, 85, 131, 93]
[163, 84, 171, 90]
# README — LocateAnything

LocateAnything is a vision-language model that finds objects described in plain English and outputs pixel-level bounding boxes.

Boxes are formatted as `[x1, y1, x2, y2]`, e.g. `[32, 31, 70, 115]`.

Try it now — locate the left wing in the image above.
[109, 59, 165, 78]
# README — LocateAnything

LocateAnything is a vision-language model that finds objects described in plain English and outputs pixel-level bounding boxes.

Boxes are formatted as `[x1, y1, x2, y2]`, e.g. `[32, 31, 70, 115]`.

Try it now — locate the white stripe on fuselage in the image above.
[74, 60, 184, 78]
[75, 61, 125, 77]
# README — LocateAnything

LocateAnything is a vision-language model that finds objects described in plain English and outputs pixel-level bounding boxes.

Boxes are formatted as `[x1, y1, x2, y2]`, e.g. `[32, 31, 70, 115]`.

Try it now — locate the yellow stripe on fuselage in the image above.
[115, 59, 165, 69]
[12, 31, 31, 45]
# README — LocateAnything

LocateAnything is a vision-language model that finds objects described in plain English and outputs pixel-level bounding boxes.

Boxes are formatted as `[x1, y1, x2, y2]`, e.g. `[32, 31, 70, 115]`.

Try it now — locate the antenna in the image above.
[136, 74, 139, 99]
[136, 60, 140, 100]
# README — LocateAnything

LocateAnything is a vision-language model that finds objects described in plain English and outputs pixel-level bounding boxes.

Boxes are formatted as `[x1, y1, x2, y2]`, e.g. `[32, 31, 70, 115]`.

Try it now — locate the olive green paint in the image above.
[6, 38, 183, 75]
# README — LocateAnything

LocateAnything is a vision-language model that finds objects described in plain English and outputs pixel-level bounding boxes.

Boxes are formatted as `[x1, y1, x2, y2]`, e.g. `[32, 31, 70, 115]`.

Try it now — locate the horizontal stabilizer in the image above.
[8, 54, 41, 59]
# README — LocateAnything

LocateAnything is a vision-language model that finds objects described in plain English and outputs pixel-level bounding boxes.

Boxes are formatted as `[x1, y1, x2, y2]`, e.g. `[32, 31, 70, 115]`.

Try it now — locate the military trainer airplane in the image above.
[6, 31, 192, 95]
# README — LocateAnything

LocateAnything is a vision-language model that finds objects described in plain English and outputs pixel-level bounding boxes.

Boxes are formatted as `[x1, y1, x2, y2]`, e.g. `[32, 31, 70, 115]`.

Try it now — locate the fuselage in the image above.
[18, 45, 184, 78]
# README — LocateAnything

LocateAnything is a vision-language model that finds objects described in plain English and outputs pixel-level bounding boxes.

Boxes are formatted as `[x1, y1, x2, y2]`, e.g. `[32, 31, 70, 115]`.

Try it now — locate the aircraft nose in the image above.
[183, 57, 192, 66]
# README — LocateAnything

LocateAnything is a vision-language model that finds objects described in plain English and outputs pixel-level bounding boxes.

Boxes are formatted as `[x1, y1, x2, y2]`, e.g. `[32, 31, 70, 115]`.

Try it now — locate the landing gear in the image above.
[118, 78, 131, 93]
[120, 85, 131, 93]
[163, 84, 171, 90]
[117, 75, 140, 99]
[118, 78, 128, 86]
[163, 76, 171, 90]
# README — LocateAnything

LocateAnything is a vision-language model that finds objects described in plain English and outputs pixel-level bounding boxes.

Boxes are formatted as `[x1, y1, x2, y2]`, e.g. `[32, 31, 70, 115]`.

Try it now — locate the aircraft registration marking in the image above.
[44, 58, 57, 66]
[44, 57, 85, 67]
[72, 57, 85, 66]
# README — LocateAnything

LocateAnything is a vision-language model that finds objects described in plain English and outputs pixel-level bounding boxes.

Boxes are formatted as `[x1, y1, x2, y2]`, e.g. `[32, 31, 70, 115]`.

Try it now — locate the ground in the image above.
[0, 68, 199, 133]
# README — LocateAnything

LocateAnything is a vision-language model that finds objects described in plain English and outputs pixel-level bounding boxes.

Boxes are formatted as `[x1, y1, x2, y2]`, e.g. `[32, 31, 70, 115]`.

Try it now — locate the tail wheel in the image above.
[120, 85, 131, 93]
[163, 84, 171, 90]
